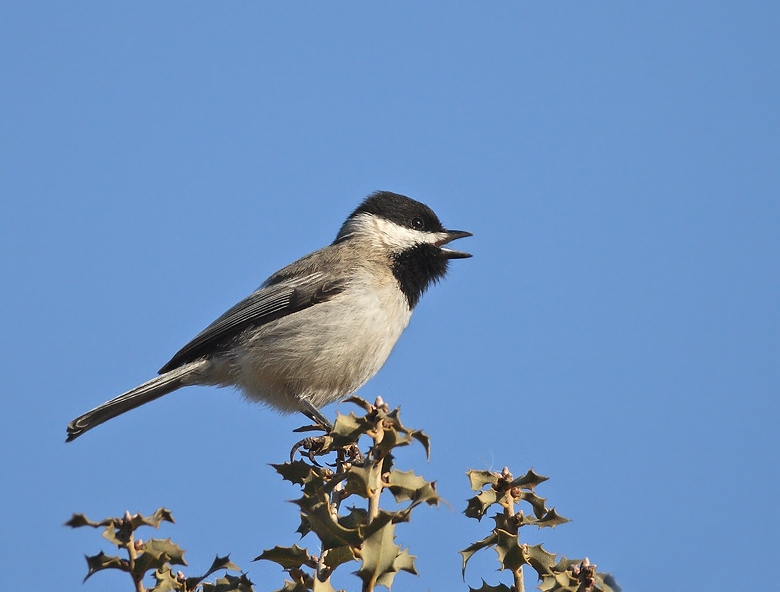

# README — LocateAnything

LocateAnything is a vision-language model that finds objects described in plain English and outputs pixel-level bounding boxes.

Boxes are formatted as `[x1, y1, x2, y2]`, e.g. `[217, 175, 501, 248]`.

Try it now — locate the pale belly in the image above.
[209, 279, 412, 413]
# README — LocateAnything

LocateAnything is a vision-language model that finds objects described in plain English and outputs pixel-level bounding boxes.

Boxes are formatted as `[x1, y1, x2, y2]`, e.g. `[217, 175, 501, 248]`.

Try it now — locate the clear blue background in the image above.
[1, 3, 778, 591]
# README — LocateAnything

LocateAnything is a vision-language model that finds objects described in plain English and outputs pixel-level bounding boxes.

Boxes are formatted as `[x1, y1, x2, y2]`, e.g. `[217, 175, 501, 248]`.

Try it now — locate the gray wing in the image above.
[158, 272, 345, 373]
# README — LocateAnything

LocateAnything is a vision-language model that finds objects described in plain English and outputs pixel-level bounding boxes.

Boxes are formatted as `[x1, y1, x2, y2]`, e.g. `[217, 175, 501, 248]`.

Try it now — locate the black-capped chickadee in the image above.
[66, 191, 471, 441]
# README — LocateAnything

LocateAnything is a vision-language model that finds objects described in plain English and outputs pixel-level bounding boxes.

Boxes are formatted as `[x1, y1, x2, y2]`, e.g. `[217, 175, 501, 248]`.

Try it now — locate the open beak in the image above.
[437, 229, 472, 259]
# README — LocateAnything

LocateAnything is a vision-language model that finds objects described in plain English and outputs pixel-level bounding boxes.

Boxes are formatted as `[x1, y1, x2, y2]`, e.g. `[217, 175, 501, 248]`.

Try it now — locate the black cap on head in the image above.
[350, 191, 446, 234]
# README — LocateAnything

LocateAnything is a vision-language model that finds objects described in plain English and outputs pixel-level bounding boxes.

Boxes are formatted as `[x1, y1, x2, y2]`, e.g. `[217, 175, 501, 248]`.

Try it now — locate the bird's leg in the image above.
[298, 397, 334, 431]
[289, 397, 335, 462]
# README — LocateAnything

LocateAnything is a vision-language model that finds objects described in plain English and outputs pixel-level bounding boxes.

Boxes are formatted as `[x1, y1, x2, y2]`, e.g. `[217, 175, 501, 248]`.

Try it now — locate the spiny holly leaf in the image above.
[150, 566, 185, 592]
[509, 469, 548, 491]
[185, 555, 242, 590]
[358, 509, 396, 540]
[467, 469, 499, 491]
[344, 464, 380, 499]
[100, 509, 176, 546]
[293, 495, 362, 549]
[468, 580, 512, 592]
[374, 547, 417, 589]
[538, 571, 578, 592]
[133, 538, 187, 579]
[355, 519, 404, 590]
[296, 513, 311, 538]
[490, 512, 511, 531]
[330, 411, 371, 446]
[518, 490, 548, 519]
[272, 461, 321, 485]
[322, 545, 357, 570]
[271, 581, 309, 592]
[465, 488, 500, 520]
[410, 429, 431, 460]
[102, 523, 127, 546]
[544, 558, 622, 592]
[533, 508, 570, 529]
[602, 573, 622, 592]
[386, 469, 440, 507]
[551, 556, 582, 573]
[201, 572, 255, 592]
[494, 529, 527, 573]
[131, 508, 175, 529]
[372, 424, 415, 460]
[254, 545, 312, 569]
[145, 538, 187, 565]
[311, 575, 339, 592]
[65, 513, 110, 528]
[460, 532, 498, 576]
[524, 544, 557, 577]
[490, 510, 537, 531]
[339, 506, 369, 530]
[83, 551, 127, 581]
[342, 395, 373, 412]
[378, 409, 428, 457]
[392, 548, 417, 576]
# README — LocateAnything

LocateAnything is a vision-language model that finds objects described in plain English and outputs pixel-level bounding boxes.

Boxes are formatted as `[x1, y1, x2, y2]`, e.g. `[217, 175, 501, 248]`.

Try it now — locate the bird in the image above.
[66, 191, 471, 441]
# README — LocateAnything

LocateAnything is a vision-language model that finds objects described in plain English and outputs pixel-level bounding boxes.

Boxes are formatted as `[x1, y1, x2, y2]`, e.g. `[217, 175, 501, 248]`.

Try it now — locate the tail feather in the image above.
[66, 360, 207, 442]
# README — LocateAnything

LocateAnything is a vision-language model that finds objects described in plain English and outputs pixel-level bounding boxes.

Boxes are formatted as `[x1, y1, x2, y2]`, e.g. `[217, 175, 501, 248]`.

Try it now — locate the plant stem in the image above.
[504, 492, 524, 592]
[125, 532, 146, 592]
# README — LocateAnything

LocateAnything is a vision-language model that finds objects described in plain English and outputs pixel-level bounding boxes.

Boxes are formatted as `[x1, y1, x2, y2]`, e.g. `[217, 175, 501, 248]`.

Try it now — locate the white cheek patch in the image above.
[367, 215, 446, 251]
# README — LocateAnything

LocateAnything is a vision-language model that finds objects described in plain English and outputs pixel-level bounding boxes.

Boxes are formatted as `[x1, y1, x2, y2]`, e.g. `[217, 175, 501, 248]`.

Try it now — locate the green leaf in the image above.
[150, 566, 185, 592]
[83, 551, 127, 581]
[201, 573, 255, 592]
[602, 572, 622, 592]
[459, 532, 498, 576]
[344, 464, 379, 499]
[185, 554, 242, 590]
[534, 508, 570, 529]
[293, 495, 362, 550]
[355, 520, 403, 590]
[359, 509, 396, 540]
[509, 469, 548, 490]
[311, 575, 339, 592]
[386, 469, 440, 507]
[294, 512, 312, 538]
[322, 544, 357, 570]
[410, 429, 431, 460]
[132, 508, 175, 529]
[375, 547, 417, 589]
[342, 395, 373, 412]
[468, 580, 512, 592]
[133, 538, 187, 580]
[339, 506, 368, 530]
[538, 571, 578, 592]
[65, 513, 108, 528]
[466, 469, 499, 491]
[518, 490, 548, 519]
[373, 423, 414, 460]
[524, 544, 557, 577]
[330, 412, 371, 446]
[494, 529, 527, 573]
[465, 489, 499, 520]
[271, 581, 310, 592]
[272, 461, 319, 485]
[254, 544, 312, 568]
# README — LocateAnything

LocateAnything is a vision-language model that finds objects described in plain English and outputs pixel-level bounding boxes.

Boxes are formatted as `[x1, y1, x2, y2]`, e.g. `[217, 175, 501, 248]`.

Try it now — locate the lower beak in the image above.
[438, 230, 473, 259]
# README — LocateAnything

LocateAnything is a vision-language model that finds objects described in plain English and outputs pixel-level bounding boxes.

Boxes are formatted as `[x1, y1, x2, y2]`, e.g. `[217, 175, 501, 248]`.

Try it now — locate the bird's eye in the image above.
[411, 217, 425, 230]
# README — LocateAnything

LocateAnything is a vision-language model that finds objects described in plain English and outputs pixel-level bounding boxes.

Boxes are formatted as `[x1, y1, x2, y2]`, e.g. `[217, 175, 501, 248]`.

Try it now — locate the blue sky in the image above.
[1, 3, 778, 591]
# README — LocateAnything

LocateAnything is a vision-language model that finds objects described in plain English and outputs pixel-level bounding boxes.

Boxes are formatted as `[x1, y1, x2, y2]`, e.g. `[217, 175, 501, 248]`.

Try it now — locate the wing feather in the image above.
[158, 272, 345, 373]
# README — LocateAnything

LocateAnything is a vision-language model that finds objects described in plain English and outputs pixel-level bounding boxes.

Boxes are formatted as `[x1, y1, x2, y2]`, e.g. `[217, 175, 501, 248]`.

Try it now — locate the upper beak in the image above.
[437, 229, 473, 259]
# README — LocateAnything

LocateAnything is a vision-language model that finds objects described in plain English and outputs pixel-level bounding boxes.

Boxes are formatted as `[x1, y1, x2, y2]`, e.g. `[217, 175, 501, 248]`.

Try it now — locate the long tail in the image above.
[66, 360, 208, 442]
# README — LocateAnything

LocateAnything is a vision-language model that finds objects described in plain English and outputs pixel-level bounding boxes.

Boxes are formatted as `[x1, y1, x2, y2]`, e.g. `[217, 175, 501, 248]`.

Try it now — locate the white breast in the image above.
[224, 270, 412, 413]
